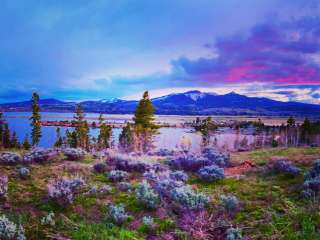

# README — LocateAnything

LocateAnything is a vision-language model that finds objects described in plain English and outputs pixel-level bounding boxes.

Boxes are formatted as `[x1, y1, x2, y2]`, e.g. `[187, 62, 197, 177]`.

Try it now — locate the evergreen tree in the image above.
[132, 91, 158, 153]
[3, 123, 10, 148]
[0, 112, 4, 149]
[10, 131, 20, 149]
[74, 104, 89, 149]
[22, 135, 31, 150]
[98, 123, 112, 149]
[30, 92, 42, 146]
[287, 116, 295, 127]
[301, 118, 312, 144]
[98, 113, 104, 126]
[66, 129, 77, 148]
[54, 127, 63, 147]
[133, 91, 157, 129]
[119, 123, 134, 152]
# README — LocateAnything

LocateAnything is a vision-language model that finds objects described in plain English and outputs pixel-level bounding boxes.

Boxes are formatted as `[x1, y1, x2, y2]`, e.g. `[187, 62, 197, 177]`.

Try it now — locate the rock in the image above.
[23, 148, 59, 164]
[0, 152, 22, 165]
[62, 148, 86, 161]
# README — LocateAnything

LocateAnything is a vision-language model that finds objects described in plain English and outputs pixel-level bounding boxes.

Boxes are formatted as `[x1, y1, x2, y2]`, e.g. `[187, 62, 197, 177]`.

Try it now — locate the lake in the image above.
[3, 112, 278, 152]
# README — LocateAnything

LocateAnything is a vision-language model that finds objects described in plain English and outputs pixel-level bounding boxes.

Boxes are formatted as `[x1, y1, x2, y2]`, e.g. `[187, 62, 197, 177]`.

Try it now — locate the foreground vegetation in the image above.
[0, 146, 319, 239]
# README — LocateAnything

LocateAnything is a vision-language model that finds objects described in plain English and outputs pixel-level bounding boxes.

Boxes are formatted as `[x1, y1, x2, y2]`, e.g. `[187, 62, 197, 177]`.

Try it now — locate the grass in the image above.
[1, 147, 320, 239]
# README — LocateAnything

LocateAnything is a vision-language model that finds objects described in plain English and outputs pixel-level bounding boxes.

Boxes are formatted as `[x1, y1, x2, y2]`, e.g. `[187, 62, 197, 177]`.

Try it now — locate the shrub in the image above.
[155, 178, 184, 199]
[47, 177, 85, 205]
[23, 148, 58, 164]
[143, 170, 159, 182]
[0, 215, 26, 240]
[198, 165, 225, 182]
[273, 160, 301, 176]
[108, 170, 129, 182]
[220, 195, 239, 213]
[118, 182, 132, 192]
[142, 216, 154, 227]
[41, 211, 55, 226]
[0, 175, 8, 199]
[86, 184, 112, 196]
[62, 148, 87, 161]
[0, 152, 22, 165]
[170, 185, 209, 210]
[202, 148, 230, 167]
[108, 204, 131, 225]
[136, 181, 159, 209]
[93, 162, 108, 173]
[157, 149, 175, 157]
[169, 171, 188, 182]
[17, 167, 30, 179]
[302, 160, 320, 199]
[225, 227, 243, 240]
[169, 155, 212, 172]
[116, 159, 151, 173]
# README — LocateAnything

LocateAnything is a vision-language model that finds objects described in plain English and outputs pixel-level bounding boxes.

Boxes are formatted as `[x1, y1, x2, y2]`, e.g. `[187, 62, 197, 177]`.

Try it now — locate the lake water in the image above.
[3, 112, 268, 152]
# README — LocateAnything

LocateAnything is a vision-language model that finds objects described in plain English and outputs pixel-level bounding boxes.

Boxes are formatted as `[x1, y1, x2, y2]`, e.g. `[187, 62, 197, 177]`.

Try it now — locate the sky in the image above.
[0, 0, 320, 103]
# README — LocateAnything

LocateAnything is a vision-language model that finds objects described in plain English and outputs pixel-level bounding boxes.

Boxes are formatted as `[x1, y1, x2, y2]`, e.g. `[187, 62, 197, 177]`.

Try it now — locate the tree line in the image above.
[0, 91, 158, 153]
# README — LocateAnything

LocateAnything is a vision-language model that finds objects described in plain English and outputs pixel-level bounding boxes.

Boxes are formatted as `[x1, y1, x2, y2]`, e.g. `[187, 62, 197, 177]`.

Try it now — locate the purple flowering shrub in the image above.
[0, 215, 26, 240]
[170, 185, 209, 210]
[302, 160, 320, 199]
[93, 162, 108, 173]
[198, 165, 225, 182]
[0, 152, 22, 165]
[108, 170, 129, 182]
[169, 171, 188, 182]
[272, 160, 301, 176]
[23, 148, 58, 164]
[226, 227, 243, 240]
[135, 181, 159, 209]
[202, 148, 230, 167]
[62, 148, 86, 161]
[220, 195, 239, 213]
[0, 175, 8, 199]
[108, 204, 131, 225]
[47, 176, 85, 205]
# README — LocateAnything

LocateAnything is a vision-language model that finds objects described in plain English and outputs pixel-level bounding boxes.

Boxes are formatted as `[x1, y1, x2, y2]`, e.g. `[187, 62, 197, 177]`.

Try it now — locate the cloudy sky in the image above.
[1, 0, 320, 103]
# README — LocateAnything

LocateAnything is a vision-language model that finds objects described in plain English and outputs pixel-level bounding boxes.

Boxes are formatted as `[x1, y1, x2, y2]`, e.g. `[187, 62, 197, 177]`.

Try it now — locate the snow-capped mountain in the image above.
[1, 90, 320, 116]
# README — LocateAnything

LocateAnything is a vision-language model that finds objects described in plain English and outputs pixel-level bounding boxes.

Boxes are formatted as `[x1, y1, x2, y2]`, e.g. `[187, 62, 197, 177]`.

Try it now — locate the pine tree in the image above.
[66, 129, 77, 148]
[22, 135, 31, 150]
[30, 92, 42, 146]
[74, 104, 89, 149]
[0, 112, 4, 149]
[133, 91, 157, 129]
[132, 91, 158, 153]
[54, 127, 63, 147]
[3, 123, 10, 148]
[119, 123, 134, 152]
[98, 123, 112, 149]
[98, 113, 104, 126]
[10, 131, 20, 149]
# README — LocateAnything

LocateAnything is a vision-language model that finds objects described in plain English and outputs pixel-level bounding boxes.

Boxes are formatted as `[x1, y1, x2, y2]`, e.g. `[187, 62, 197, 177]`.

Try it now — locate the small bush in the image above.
[302, 160, 320, 199]
[108, 170, 129, 182]
[47, 176, 85, 205]
[142, 216, 154, 227]
[93, 163, 108, 173]
[155, 178, 184, 199]
[225, 227, 243, 240]
[198, 165, 225, 182]
[135, 181, 159, 209]
[170, 185, 209, 210]
[108, 204, 131, 225]
[17, 167, 30, 179]
[0, 215, 26, 240]
[0, 175, 8, 199]
[273, 160, 301, 176]
[0, 152, 22, 165]
[220, 195, 239, 213]
[169, 155, 212, 172]
[86, 184, 112, 196]
[62, 148, 87, 161]
[118, 182, 132, 192]
[41, 211, 55, 226]
[169, 171, 188, 182]
[202, 148, 230, 167]
[23, 148, 58, 164]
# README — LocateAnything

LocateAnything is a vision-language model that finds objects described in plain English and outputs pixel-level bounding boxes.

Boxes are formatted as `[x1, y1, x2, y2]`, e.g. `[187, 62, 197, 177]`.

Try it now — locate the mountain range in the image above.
[1, 90, 320, 116]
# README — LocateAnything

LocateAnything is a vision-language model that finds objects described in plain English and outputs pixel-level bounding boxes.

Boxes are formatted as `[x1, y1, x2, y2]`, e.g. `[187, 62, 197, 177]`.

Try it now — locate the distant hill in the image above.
[1, 90, 320, 116]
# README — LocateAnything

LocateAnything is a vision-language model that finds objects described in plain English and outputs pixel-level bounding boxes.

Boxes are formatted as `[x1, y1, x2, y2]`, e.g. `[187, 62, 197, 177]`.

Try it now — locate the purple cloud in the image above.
[171, 17, 320, 85]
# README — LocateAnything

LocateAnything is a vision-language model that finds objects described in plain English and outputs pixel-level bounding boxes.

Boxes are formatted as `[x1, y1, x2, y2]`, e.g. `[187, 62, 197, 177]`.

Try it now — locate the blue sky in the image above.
[0, 0, 320, 103]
